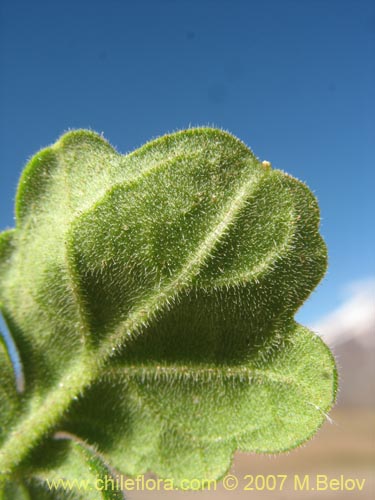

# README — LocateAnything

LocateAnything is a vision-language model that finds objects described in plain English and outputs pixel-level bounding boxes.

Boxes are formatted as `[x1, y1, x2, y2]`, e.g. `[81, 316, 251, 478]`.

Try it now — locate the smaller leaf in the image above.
[14, 436, 125, 500]
[1, 480, 30, 500]
[0, 334, 20, 446]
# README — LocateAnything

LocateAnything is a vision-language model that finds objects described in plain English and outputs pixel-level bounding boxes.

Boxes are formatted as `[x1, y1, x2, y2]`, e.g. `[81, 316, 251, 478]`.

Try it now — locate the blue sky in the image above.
[0, 0, 374, 326]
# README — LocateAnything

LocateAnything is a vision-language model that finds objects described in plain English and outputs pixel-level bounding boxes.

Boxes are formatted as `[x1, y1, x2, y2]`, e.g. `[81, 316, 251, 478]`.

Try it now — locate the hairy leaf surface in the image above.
[1, 437, 124, 499]
[0, 128, 337, 492]
[0, 338, 19, 445]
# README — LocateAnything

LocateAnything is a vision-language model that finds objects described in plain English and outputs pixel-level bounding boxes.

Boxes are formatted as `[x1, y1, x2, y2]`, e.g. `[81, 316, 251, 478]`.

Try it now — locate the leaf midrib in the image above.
[106, 363, 300, 387]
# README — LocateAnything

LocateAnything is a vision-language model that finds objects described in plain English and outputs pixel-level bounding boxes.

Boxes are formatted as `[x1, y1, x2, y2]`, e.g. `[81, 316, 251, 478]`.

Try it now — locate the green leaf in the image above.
[62, 322, 336, 483]
[0, 128, 337, 489]
[0, 334, 20, 446]
[1, 436, 124, 499]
